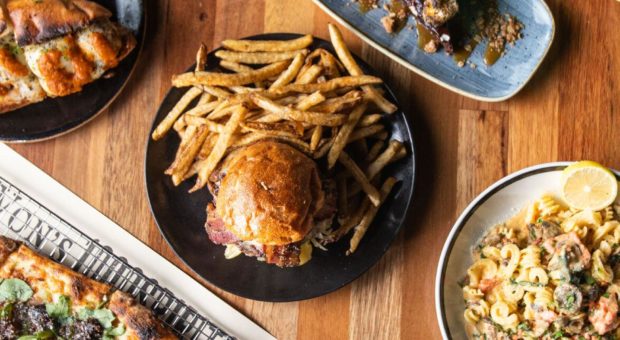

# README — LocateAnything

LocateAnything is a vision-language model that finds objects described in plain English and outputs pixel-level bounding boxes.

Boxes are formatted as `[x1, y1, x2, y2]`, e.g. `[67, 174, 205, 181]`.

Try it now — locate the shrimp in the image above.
[589, 292, 620, 335]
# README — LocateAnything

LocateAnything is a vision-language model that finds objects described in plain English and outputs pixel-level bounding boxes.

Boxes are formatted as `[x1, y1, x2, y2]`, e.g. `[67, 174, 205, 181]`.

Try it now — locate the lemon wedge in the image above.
[561, 161, 618, 211]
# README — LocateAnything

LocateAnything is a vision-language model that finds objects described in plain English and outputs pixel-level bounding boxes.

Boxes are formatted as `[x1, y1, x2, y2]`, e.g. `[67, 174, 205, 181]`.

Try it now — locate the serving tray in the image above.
[314, 0, 555, 101]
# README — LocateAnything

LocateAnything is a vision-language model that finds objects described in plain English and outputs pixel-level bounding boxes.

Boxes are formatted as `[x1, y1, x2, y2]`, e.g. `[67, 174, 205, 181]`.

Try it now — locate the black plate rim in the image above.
[0, 1, 147, 144]
[144, 33, 417, 302]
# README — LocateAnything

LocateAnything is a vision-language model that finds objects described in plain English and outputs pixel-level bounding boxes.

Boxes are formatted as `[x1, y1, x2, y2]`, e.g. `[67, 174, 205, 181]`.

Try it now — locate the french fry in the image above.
[184, 115, 225, 133]
[232, 132, 311, 155]
[334, 198, 369, 240]
[219, 60, 253, 73]
[327, 103, 367, 168]
[171, 126, 210, 186]
[313, 137, 334, 159]
[392, 145, 407, 162]
[198, 85, 232, 98]
[358, 113, 382, 127]
[167, 125, 198, 175]
[269, 52, 306, 89]
[268, 75, 382, 95]
[348, 141, 404, 197]
[198, 133, 218, 160]
[222, 34, 313, 52]
[184, 100, 221, 117]
[347, 177, 398, 254]
[310, 126, 322, 151]
[328, 24, 397, 114]
[196, 43, 208, 71]
[347, 124, 384, 143]
[229, 86, 261, 94]
[173, 115, 187, 133]
[192, 105, 248, 191]
[310, 90, 363, 113]
[219, 60, 265, 88]
[366, 139, 385, 162]
[208, 102, 248, 120]
[196, 92, 214, 106]
[366, 140, 403, 179]
[173, 60, 290, 87]
[338, 151, 380, 206]
[318, 49, 343, 78]
[241, 121, 303, 137]
[152, 86, 203, 140]
[214, 49, 307, 64]
[295, 64, 323, 84]
[255, 113, 282, 123]
[251, 94, 347, 126]
[295, 91, 326, 110]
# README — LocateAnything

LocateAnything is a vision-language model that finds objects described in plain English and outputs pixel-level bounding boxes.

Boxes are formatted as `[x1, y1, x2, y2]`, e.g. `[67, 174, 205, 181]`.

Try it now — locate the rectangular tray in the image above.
[314, 0, 555, 101]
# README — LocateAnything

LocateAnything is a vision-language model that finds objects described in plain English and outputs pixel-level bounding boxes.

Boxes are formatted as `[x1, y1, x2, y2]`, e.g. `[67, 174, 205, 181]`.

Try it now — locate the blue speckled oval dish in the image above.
[314, 0, 555, 102]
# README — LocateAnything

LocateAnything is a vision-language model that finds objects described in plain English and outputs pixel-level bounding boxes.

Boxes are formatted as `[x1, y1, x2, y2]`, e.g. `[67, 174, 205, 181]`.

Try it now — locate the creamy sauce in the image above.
[0, 47, 29, 77]
[37, 37, 94, 96]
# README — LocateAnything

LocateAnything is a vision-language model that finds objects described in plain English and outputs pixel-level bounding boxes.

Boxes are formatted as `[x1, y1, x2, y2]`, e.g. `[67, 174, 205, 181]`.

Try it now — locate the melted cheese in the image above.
[0, 245, 110, 310]
[24, 21, 125, 97]
[0, 34, 45, 112]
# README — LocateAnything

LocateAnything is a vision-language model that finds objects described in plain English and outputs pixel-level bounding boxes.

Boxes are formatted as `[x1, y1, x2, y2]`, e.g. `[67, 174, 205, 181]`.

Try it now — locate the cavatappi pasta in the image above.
[462, 195, 620, 339]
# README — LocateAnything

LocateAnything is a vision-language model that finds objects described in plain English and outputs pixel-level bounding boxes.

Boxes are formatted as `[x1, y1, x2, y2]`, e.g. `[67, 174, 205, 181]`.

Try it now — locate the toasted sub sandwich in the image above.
[0, 0, 136, 113]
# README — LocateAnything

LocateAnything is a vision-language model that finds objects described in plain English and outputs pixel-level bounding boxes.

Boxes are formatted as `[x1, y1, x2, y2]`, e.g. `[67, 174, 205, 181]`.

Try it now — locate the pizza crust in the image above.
[109, 290, 178, 340]
[0, 236, 178, 339]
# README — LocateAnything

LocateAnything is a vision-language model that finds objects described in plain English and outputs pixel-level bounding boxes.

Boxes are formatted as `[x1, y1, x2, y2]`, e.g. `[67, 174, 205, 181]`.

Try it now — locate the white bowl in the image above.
[435, 162, 620, 339]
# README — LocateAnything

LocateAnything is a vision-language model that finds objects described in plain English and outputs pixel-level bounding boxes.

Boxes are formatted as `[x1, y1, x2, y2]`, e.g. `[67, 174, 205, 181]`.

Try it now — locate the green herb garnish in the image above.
[0, 303, 13, 318]
[17, 330, 55, 340]
[0, 278, 33, 302]
[77, 307, 116, 329]
[46, 295, 71, 320]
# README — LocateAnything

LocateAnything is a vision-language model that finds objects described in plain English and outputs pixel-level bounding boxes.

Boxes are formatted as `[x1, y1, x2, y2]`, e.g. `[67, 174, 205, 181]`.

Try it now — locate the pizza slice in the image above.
[0, 236, 178, 339]
[0, 0, 136, 113]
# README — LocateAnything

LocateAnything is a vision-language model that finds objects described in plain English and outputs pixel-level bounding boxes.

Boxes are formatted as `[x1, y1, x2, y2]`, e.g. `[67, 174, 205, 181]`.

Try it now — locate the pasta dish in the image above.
[462, 195, 620, 339]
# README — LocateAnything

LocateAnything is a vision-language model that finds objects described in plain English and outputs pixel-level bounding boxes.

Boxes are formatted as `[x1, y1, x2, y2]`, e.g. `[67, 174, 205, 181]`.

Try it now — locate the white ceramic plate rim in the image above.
[434, 162, 620, 339]
[313, 0, 556, 102]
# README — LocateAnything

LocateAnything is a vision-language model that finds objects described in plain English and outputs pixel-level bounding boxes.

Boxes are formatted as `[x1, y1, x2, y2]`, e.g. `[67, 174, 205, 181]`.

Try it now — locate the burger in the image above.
[204, 140, 337, 267]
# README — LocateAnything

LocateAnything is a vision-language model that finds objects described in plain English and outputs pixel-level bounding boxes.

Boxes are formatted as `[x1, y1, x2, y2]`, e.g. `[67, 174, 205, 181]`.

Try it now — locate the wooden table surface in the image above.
[8, 0, 620, 339]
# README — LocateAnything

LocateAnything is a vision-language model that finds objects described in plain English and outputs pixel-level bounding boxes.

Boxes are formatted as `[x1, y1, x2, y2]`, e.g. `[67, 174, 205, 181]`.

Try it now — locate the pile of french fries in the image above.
[152, 24, 406, 255]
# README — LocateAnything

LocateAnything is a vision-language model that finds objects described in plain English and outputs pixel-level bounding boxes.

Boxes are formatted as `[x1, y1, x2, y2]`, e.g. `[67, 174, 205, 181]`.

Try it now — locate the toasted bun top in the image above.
[7, 0, 112, 45]
[216, 141, 324, 246]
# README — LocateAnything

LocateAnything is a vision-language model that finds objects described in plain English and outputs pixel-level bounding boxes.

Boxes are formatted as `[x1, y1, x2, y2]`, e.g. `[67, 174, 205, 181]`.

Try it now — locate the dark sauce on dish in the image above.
[483, 45, 503, 66]
[416, 23, 434, 49]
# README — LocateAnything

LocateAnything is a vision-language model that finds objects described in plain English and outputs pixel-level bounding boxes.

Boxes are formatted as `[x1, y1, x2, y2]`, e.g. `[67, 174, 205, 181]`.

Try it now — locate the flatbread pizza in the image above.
[0, 236, 177, 339]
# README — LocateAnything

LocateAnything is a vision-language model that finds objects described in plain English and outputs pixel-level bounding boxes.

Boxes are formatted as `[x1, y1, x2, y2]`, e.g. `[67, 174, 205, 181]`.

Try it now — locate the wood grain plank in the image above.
[349, 235, 403, 340]
[554, 0, 620, 168]
[265, 0, 315, 33]
[297, 286, 351, 340]
[457, 110, 508, 211]
[400, 74, 460, 340]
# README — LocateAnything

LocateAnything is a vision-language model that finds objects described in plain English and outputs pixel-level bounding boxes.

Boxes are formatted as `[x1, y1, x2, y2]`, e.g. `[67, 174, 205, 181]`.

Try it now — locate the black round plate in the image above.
[145, 34, 416, 302]
[0, 0, 145, 142]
